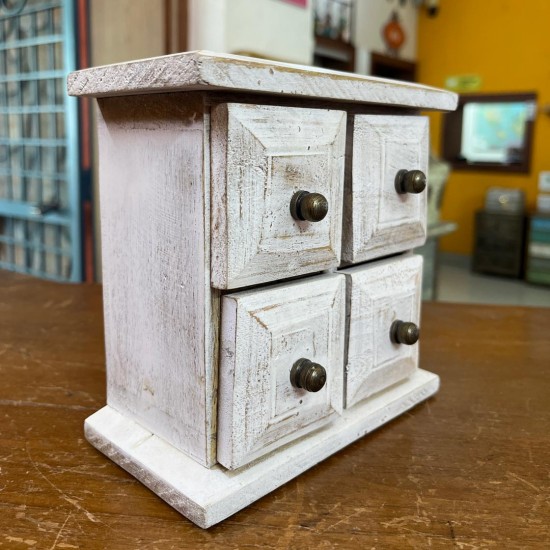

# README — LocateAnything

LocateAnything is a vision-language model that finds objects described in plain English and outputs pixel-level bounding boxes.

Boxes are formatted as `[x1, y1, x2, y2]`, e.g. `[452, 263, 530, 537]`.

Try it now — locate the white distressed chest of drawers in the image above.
[68, 51, 457, 529]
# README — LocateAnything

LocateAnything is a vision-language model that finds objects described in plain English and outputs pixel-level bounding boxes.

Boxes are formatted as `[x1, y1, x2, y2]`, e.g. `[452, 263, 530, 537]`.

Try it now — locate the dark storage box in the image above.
[472, 210, 526, 278]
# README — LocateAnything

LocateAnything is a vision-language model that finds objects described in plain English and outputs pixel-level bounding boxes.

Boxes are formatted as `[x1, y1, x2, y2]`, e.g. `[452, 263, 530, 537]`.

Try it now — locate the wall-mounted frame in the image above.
[441, 92, 537, 174]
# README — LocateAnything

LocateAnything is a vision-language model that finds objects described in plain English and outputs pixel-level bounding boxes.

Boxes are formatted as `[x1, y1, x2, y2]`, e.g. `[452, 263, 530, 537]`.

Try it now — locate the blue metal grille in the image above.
[0, 0, 81, 281]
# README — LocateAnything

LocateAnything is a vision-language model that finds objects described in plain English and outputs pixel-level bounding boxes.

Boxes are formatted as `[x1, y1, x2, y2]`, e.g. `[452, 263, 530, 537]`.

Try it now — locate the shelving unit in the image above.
[526, 213, 550, 285]
[0, 0, 88, 281]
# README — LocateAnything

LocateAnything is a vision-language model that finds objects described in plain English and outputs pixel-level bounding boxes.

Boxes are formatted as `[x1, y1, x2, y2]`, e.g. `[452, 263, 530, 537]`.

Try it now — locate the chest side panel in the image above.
[97, 93, 217, 467]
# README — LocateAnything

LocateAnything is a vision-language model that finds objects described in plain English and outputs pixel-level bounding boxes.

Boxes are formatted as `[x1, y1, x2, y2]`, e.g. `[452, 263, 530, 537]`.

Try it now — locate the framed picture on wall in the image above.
[442, 92, 537, 174]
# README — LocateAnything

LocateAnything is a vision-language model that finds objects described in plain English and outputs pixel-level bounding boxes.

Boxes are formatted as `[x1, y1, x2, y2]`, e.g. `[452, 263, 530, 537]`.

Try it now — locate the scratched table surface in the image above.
[0, 271, 549, 549]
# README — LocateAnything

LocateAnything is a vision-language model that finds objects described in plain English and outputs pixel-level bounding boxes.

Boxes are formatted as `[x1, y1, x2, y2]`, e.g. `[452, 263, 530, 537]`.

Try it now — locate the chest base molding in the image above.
[84, 369, 438, 528]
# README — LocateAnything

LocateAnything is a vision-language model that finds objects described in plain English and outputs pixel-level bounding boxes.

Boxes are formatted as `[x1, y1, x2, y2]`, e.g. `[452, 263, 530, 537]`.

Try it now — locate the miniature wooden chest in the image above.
[68, 51, 457, 528]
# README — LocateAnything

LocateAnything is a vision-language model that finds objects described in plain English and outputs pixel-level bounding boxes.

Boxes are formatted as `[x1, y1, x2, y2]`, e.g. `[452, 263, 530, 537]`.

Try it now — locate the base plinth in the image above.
[85, 369, 439, 528]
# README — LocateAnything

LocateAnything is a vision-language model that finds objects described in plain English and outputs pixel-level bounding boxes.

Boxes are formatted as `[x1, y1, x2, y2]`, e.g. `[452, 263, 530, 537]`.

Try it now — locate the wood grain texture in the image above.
[217, 274, 346, 469]
[210, 103, 346, 289]
[343, 254, 423, 408]
[67, 51, 458, 112]
[1, 272, 549, 546]
[342, 115, 429, 264]
[96, 93, 217, 467]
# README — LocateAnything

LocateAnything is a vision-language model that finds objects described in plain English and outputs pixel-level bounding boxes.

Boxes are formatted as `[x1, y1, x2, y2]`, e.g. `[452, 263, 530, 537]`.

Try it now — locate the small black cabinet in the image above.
[472, 210, 526, 278]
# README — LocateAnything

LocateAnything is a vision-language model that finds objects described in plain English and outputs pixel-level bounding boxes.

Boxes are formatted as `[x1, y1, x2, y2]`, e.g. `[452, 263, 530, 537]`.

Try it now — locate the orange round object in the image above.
[383, 12, 405, 51]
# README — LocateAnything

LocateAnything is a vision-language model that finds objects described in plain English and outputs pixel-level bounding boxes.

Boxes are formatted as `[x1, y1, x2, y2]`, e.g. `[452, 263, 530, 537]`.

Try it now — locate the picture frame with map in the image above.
[441, 92, 537, 174]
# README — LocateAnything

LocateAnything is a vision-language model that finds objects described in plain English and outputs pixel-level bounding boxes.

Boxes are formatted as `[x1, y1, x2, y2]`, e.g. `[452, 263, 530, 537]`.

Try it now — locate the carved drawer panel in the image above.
[342, 115, 429, 264]
[217, 274, 346, 469]
[343, 254, 422, 409]
[211, 103, 346, 290]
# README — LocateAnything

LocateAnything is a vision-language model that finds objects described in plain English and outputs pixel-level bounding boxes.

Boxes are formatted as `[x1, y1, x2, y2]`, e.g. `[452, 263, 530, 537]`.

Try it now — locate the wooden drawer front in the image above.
[218, 274, 346, 469]
[344, 254, 422, 408]
[211, 103, 346, 290]
[343, 115, 428, 263]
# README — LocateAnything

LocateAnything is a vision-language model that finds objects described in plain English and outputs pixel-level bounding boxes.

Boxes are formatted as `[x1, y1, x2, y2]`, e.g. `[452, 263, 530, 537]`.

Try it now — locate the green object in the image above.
[530, 230, 550, 243]
[445, 74, 482, 92]
[526, 270, 550, 285]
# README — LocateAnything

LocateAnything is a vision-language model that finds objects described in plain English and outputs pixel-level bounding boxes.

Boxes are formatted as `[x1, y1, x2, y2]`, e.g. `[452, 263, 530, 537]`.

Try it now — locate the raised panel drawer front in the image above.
[343, 115, 429, 264]
[211, 103, 346, 289]
[217, 274, 346, 469]
[344, 254, 422, 409]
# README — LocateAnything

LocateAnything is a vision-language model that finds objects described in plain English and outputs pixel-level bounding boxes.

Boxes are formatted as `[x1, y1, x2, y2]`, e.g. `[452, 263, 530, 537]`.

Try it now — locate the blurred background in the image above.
[1, 0, 549, 306]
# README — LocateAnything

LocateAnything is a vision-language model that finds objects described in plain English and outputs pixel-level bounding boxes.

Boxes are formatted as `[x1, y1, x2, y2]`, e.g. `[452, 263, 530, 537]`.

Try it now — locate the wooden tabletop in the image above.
[1, 272, 549, 549]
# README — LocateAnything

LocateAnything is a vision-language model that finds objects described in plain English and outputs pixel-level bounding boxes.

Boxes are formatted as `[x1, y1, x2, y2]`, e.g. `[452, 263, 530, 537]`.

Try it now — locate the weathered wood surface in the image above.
[67, 51, 458, 112]
[342, 115, 429, 264]
[1, 271, 549, 546]
[218, 274, 346, 469]
[211, 103, 346, 289]
[96, 93, 218, 467]
[344, 254, 422, 408]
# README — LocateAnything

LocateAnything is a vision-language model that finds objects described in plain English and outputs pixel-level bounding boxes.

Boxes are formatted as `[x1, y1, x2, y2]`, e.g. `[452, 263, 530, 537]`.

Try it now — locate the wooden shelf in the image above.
[313, 35, 355, 73]
[370, 51, 417, 82]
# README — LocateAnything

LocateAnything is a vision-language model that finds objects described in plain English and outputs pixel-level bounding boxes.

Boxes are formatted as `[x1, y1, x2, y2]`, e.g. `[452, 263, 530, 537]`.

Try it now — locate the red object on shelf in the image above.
[383, 11, 405, 53]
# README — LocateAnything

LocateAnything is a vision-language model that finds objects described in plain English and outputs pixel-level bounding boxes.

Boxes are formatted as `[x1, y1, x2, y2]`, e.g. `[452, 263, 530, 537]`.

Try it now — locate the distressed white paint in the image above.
[343, 254, 423, 409]
[211, 103, 346, 289]
[96, 93, 217, 467]
[218, 274, 346, 469]
[77, 53, 455, 529]
[85, 369, 439, 528]
[342, 115, 429, 264]
[67, 51, 458, 112]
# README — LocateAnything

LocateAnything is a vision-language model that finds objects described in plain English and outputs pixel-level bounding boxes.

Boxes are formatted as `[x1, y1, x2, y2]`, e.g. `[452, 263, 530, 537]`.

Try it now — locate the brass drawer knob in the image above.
[395, 169, 427, 195]
[390, 320, 420, 345]
[290, 358, 327, 392]
[290, 190, 329, 222]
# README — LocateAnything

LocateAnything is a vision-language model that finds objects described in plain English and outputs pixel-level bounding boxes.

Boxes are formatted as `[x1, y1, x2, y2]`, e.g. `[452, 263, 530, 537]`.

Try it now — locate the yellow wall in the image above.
[418, 0, 550, 255]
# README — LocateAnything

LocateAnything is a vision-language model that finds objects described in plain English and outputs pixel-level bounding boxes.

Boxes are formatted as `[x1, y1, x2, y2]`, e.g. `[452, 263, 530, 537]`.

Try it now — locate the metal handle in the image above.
[290, 190, 329, 222]
[290, 358, 327, 393]
[390, 320, 420, 345]
[395, 169, 427, 195]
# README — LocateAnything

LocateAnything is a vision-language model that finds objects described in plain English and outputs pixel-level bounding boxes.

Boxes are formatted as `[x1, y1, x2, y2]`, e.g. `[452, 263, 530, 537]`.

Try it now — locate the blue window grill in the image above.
[0, 0, 82, 281]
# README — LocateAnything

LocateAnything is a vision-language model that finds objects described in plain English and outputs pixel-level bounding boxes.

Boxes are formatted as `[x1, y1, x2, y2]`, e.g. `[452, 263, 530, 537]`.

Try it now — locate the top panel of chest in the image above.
[67, 50, 457, 111]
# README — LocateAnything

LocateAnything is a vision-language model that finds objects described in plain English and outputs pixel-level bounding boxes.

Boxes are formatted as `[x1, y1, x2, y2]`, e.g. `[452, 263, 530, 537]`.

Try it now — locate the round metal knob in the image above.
[395, 169, 427, 195]
[390, 320, 420, 345]
[290, 190, 329, 222]
[290, 358, 327, 393]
